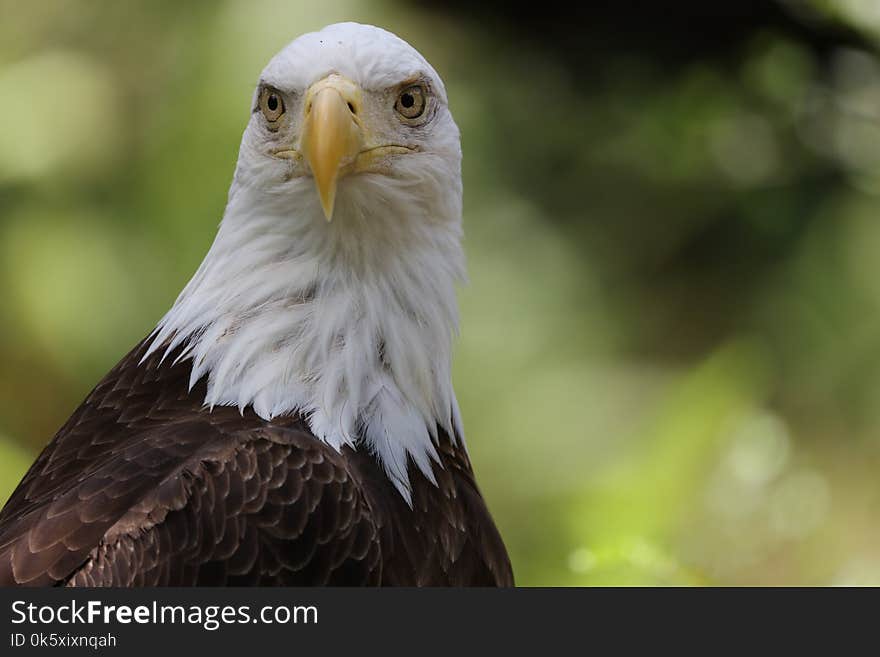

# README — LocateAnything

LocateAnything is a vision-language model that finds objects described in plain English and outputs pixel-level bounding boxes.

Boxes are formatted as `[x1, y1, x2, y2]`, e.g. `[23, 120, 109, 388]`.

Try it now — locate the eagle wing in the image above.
[0, 343, 382, 586]
[0, 423, 381, 586]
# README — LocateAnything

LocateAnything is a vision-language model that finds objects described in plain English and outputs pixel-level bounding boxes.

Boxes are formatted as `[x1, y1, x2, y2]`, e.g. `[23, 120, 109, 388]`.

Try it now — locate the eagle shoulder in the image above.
[0, 340, 382, 586]
[0, 421, 382, 586]
[67, 426, 383, 586]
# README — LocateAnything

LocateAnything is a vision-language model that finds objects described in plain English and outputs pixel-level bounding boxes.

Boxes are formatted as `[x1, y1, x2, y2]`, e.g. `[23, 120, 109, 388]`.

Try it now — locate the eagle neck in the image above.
[146, 177, 466, 503]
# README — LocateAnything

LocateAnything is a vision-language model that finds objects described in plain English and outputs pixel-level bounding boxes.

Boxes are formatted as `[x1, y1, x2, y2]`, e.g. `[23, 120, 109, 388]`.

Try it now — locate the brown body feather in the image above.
[0, 339, 513, 586]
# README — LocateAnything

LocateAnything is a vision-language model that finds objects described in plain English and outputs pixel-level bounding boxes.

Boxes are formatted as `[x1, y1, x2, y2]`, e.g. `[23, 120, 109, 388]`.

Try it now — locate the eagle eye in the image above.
[394, 85, 427, 121]
[258, 87, 285, 125]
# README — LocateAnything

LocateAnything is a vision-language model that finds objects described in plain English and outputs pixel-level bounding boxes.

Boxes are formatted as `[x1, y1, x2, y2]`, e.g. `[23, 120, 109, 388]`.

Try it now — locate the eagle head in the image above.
[238, 22, 461, 224]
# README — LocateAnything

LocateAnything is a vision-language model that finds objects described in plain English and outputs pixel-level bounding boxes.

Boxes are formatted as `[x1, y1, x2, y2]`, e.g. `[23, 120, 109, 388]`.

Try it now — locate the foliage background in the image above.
[3, 0, 880, 585]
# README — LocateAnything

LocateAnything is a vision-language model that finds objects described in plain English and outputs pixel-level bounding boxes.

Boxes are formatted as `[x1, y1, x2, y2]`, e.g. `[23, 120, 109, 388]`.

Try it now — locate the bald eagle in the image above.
[0, 23, 513, 587]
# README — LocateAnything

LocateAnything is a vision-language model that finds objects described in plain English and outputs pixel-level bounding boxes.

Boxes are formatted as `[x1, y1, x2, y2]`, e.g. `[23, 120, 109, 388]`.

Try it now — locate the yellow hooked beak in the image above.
[300, 75, 363, 221]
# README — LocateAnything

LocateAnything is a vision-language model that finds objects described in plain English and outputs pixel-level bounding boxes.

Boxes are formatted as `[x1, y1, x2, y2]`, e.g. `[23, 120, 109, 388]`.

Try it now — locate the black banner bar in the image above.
[0, 587, 867, 654]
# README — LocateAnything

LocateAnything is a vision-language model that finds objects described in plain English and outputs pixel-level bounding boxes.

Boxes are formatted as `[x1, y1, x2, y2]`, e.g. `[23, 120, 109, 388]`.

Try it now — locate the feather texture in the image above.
[0, 340, 513, 586]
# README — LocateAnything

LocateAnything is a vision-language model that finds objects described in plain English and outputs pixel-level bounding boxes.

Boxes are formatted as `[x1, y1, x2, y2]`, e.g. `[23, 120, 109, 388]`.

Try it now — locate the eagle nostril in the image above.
[347, 101, 356, 115]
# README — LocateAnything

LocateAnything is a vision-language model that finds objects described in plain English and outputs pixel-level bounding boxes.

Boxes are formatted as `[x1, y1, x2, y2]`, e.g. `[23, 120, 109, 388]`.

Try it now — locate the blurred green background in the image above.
[4, 0, 880, 585]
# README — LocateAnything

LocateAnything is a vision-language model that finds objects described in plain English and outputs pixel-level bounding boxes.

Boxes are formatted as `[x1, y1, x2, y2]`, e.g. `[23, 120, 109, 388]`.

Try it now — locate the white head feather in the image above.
[146, 22, 466, 503]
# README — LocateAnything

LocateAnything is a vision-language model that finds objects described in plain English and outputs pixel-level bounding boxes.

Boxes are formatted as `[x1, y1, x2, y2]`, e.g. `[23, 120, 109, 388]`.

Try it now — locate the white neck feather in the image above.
[146, 167, 466, 503]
